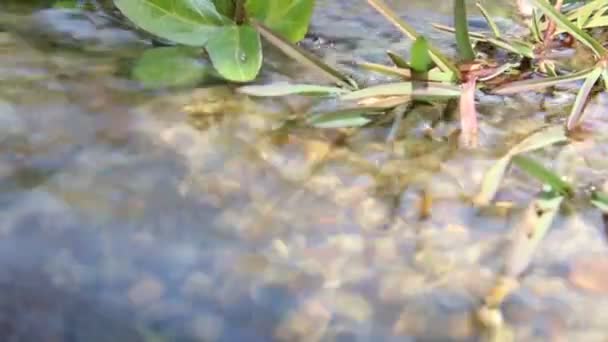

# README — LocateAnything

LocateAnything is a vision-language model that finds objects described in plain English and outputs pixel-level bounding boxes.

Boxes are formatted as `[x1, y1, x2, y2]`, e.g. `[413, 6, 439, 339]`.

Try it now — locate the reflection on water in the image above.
[0, 1, 607, 341]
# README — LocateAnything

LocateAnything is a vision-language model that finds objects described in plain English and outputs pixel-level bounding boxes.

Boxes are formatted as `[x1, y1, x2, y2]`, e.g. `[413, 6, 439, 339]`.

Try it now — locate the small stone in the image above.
[0, 100, 25, 137]
[190, 312, 224, 342]
[128, 275, 165, 307]
[568, 255, 608, 294]
[327, 234, 365, 254]
[181, 272, 214, 300]
[330, 291, 373, 323]
[275, 297, 331, 342]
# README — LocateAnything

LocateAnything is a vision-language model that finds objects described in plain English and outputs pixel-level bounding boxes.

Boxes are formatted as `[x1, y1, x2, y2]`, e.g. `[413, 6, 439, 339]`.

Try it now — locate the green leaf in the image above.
[504, 194, 563, 277]
[132, 47, 213, 88]
[493, 68, 596, 94]
[387, 51, 410, 68]
[307, 108, 384, 128]
[566, 66, 602, 131]
[474, 126, 568, 206]
[213, 0, 235, 18]
[367, 0, 460, 79]
[245, 0, 314, 42]
[252, 20, 357, 89]
[485, 37, 535, 58]
[592, 191, 608, 213]
[238, 83, 349, 96]
[529, 0, 607, 57]
[358, 62, 412, 78]
[531, 9, 543, 42]
[454, 0, 476, 61]
[341, 82, 461, 100]
[512, 155, 573, 196]
[114, 0, 230, 46]
[410, 36, 434, 73]
[476, 2, 501, 38]
[206, 25, 262, 82]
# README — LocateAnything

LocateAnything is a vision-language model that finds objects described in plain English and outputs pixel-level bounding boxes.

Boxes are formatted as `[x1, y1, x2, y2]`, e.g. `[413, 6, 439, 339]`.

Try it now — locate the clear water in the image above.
[0, 1, 607, 341]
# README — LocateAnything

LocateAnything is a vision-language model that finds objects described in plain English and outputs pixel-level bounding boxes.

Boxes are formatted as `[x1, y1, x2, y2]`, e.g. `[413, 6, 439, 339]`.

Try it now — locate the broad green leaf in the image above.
[504, 194, 563, 277]
[493, 68, 596, 94]
[367, 0, 460, 79]
[476, 2, 501, 38]
[114, 0, 230, 46]
[512, 155, 573, 196]
[474, 125, 568, 206]
[454, 0, 476, 61]
[307, 108, 385, 128]
[592, 191, 608, 213]
[252, 21, 357, 89]
[213, 0, 235, 18]
[566, 66, 602, 131]
[410, 37, 434, 73]
[238, 83, 349, 96]
[341, 82, 461, 100]
[206, 25, 262, 82]
[132, 47, 213, 88]
[245, 0, 314, 42]
[529, 0, 607, 57]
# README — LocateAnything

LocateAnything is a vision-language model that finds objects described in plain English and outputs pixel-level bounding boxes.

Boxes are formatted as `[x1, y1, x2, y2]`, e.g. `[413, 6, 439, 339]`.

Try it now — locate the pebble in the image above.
[181, 272, 214, 300]
[274, 297, 332, 342]
[568, 255, 608, 294]
[190, 312, 225, 342]
[128, 275, 165, 307]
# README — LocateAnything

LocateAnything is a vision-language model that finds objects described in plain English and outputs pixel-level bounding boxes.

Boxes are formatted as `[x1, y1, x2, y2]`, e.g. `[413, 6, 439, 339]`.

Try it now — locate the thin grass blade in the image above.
[566, 66, 602, 131]
[307, 107, 385, 128]
[493, 68, 596, 94]
[341, 81, 461, 100]
[474, 126, 568, 206]
[512, 155, 573, 196]
[476, 2, 501, 38]
[238, 83, 350, 97]
[358, 62, 412, 78]
[252, 21, 358, 89]
[529, 0, 607, 57]
[387, 51, 410, 68]
[367, 0, 460, 78]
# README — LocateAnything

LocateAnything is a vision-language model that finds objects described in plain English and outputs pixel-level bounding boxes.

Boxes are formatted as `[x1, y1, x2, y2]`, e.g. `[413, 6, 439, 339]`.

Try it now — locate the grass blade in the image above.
[566, 66, 602, 131]
[476, 2, 501, 38]
[252, 21, 358, 89]
[455, 0, 476, 61]
[341, 82, 461, 100]
[512, 155, 573, 196]
[358, 62, 412, 78]
[307, 107, 385, 128]
[493, 68, 596, 94]
[592, 191, 608, 213]
[529, 0, 607, 57]
[238, 83, 350, 97]
[367, 0, 460, 78]
[387, 51, 410, 68]
[474, 126, 568, 206]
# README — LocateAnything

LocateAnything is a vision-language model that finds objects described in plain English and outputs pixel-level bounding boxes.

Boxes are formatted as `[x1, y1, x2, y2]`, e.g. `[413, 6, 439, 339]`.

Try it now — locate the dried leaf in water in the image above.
[503, 194, 563, 278]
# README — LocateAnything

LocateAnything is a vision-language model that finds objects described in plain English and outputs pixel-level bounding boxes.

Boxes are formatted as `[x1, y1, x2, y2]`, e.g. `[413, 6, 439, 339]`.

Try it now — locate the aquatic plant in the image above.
[113, 0, 315, 82]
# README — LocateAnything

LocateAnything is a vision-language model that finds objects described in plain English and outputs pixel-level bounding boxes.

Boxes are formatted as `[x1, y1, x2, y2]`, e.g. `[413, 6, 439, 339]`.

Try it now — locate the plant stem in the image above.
[454, 0, 476, 62]
[235, 0, 246, 25]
